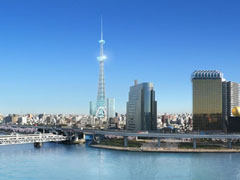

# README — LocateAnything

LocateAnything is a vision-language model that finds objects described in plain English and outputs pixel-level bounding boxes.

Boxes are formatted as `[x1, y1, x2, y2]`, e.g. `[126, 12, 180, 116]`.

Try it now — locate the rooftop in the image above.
[191, 70, 224, 80]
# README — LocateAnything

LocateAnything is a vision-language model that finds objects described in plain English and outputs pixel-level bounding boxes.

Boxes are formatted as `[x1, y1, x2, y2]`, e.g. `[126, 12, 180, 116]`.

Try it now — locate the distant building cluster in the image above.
[158, 113, 192, 133]
[0, 113, 126, 130]
[1, 113, 84, 126]
[0, 112, 193, 133]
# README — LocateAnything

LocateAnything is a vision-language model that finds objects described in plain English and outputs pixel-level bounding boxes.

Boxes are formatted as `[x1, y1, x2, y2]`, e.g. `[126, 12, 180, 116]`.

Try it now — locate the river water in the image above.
[0, 143, 240, 180]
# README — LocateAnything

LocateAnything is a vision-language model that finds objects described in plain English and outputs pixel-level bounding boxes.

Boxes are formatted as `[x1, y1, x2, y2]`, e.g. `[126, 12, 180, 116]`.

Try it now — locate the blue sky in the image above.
[0, 0, 240, 115]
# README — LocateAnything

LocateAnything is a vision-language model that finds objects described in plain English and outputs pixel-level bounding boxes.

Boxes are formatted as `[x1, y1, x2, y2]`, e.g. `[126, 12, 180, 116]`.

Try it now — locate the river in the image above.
[0, 143, 240, 180]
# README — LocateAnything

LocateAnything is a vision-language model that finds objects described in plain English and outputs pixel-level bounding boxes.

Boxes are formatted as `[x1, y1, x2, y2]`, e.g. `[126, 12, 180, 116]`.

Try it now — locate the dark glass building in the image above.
[126, 81, 157, 131]
[228, 116, 240, 133]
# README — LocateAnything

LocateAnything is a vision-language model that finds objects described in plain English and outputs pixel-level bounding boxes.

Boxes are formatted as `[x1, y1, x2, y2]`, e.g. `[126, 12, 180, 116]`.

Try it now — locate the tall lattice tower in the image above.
[96, 18, 107, 118]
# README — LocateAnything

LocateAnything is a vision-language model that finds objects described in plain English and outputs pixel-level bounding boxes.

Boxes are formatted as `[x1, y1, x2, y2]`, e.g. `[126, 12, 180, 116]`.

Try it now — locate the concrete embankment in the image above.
[90, 144, 240, 153]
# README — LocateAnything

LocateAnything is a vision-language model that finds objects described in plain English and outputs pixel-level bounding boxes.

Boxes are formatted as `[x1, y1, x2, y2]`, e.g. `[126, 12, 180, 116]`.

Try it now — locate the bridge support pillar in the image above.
[193, 139, 197, 149]
[124, 136, 128, 147]
[228, 139, 232, 149]
[157, 138, 161, 148]
[69, 132, 73, 142]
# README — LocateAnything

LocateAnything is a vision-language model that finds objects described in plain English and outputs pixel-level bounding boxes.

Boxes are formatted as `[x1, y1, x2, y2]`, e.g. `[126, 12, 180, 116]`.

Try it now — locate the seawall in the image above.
[90, 144, 240, 153]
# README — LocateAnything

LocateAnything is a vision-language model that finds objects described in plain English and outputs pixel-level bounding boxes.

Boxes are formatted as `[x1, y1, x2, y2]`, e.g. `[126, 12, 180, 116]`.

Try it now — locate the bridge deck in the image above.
[3, 125, 240, 140]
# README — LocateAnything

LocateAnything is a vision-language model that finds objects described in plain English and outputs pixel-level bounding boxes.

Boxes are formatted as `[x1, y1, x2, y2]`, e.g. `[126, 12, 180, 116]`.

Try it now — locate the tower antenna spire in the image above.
[101, 16, 103, 40]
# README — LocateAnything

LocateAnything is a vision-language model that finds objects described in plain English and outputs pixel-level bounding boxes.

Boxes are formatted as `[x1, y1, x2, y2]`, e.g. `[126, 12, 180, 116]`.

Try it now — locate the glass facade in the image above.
[192, 71, 225, 131]
[107, 98, 115, 119]
[126, 82, 157, 131]
[227, 82, 240, 117]
[192, 70, 240, 132]
[89, 101, 96, 116]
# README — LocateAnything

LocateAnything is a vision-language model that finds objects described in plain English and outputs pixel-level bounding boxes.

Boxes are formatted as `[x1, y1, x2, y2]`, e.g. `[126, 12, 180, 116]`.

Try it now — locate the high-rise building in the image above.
[89, 101, 96, 116]
[126, 81, 157, 131]
[107, 98, 115, 119]
[192, 70, 240, 132]
[192, 70, 225, 131]
[227, 81, 240, 117]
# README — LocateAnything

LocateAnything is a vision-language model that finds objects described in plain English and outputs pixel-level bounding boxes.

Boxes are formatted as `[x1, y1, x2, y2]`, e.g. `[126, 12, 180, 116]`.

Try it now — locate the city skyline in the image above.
[0, 0, 240, 114]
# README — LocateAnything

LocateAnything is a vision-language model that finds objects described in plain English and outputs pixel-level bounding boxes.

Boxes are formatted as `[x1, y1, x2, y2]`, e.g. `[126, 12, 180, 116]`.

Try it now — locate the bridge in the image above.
[90, 131, 240, 149]
[0, 133, 68, 147]
[2, 125, 240, 149]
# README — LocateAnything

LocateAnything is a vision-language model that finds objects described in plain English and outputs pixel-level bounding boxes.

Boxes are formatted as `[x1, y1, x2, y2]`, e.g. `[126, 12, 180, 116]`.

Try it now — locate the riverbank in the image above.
[90, 138, 240, 152]
[90, 144, 240, 153]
